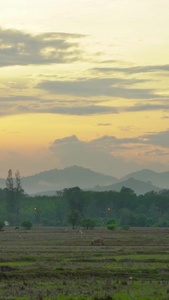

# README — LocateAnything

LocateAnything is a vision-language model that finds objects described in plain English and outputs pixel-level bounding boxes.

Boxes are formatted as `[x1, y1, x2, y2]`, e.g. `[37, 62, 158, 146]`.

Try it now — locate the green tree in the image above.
[154, 219, 169, 227]
[67, 210, 81, 229]
[63, 187, 84, 215]
[146, 217, 154, 227]
[128, 213, 148, 227]
[6, 169, 14, 191]
[5, 169, 15, 224]
[120, 208, 131, 225]
[5, 169, 23, 225]
[82, 218, 96, 230]
[135, 214, 148, 227]
[15, 170, 22, 224]
[15, 170, 22, 192]
[0, 221, 4, 230]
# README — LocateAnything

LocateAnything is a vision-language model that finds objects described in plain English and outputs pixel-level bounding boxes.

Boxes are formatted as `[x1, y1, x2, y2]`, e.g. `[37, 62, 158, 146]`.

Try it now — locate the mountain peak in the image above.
[17, 166, 117, 194]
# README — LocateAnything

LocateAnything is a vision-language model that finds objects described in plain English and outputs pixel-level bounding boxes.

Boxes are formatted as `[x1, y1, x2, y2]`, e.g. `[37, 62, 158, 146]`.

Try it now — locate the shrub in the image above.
[48, 220, 58, 227]
[20, 220, 33, 230]
[121, 225, 130, 230]
[106, 223, 117, 230]
[154, 220, 169, 227]
[106, 219, 116, 230]
[106, 219, 116, 225]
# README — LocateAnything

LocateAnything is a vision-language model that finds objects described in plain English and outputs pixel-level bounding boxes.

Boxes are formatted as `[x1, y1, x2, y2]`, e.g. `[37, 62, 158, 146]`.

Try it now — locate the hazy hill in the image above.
[0, 166, 168, 195]
[123, 169, 169, 189]
[92, 177, 161, 195]
[20, 166, 117, 194]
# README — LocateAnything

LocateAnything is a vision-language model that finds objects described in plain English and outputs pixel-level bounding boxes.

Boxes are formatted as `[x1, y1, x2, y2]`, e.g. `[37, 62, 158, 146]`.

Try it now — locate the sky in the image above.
[1, 0, 169, 178]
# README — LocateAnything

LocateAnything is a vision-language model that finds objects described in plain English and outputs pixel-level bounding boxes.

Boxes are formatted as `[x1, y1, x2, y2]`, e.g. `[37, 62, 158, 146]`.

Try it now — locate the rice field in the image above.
[0, 226, 169, 299]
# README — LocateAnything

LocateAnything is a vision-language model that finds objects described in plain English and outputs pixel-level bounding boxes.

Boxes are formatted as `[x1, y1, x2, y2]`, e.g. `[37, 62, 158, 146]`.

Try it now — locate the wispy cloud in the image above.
[91, 130, 169, 150]
[37, 77, 156, 99]
[125, 103, 169, 112]
[0, 96, 169, 117]
[0, 96, 40, 102]
[98, 123, 112, 126]
[141, 130, 169, 148]
[94, 64, 169, 74]
[89, 130, 169, 150]
[0, 27, 85, 67]
[145, 149, 169, 156]
[42, 105, 119, 115]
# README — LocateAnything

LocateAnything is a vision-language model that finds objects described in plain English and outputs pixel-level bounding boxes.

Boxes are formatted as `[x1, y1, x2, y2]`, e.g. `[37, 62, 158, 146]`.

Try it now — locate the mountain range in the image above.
[92, 177, 161, 195]
[0, 166, 116, 194]
[123, 169, 169, 189]
[0, 166, 168, 195]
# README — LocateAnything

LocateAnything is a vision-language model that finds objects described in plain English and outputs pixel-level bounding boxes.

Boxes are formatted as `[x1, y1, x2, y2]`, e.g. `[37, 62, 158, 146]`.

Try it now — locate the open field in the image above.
[0, 227, 169, 299]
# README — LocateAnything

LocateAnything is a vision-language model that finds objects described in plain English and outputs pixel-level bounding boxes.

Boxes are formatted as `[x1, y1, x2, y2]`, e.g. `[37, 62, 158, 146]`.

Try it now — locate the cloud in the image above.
[0, 96, 40, 102]
[43, 103, 169, 116]
[51, 135, 79, 145]
[88, 135, 151, 152]
[141, 130, 169, 148]
[1, 95, 169, 117]
[0, 101, 119, 116]
[42, 105, 119, 115]
[1, 133, 169, 179]
[0, 27, 85, 67]
[89, 130, 169, 151]
[90, 131, 169, 150]
[49, 134, 169, 177]
[145, 149, 169, 156]
[94, 64, 169, 74]
[49, 135, 139, 177]
[126, 103, 169, 112]
[37, 77, 156, 99]
[98, 123, 112, 126]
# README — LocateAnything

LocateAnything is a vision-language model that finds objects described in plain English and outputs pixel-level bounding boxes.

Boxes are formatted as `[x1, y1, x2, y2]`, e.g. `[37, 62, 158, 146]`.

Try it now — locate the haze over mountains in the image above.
[0, 166, 168, 195]
[123, 169, 169, 190]
[93, 177, 161, 195]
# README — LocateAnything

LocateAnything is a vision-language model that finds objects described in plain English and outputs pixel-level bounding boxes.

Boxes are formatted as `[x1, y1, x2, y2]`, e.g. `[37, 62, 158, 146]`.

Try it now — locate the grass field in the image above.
[0, 226, 169, 299]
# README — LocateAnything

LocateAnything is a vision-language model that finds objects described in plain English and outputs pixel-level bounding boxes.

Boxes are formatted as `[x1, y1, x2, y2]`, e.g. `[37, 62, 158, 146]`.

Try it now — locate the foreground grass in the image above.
[0, 227, 169, 299]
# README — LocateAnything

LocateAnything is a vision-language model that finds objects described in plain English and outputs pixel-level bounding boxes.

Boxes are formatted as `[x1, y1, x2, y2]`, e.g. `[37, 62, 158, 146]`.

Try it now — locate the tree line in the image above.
[0, 171, 169, 228]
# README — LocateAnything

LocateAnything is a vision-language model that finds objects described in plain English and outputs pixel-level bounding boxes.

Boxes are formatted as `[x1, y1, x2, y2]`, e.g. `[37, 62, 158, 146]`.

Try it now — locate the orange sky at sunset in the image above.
[1, 0, 169, 178]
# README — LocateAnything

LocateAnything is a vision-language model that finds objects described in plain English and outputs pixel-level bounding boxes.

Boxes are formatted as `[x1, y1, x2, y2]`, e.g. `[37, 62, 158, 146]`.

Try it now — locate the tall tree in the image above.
[5, 169, 23, 225]
[15, 170, 22, 224]
[6, 169, 13, 191]
[63, 187, 84, 227]
[67, 210, 81, 229]
[5, 169, 15, 223]
[63, 187, 84, 214]
[15, 170, 22, 192]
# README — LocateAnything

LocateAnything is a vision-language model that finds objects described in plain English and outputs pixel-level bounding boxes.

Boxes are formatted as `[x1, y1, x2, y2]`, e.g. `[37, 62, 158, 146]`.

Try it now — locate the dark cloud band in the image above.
[37, 78, 156, 99]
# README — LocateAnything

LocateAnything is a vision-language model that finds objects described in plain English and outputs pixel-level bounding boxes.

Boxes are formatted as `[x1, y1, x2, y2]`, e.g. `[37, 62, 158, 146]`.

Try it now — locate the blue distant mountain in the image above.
[123, 169, 169, 189]
[0, 166, 168, 195]
[92, 177, 161, 195]
[17, 166, 117, 194]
